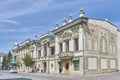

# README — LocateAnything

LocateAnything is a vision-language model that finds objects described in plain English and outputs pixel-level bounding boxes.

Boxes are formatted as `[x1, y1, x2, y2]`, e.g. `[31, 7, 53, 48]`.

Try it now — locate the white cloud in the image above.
[1, 34, 31, 40]
[0, 0, 82, 20]
[0, 20, 20, 25]
[0, 26, 42, 33]
[0, 29, 16, 33]
[0, 0, 51, 19]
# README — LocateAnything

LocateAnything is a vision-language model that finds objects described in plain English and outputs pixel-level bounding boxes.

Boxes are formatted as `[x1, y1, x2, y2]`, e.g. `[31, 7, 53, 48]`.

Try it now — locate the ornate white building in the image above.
[12, 10, 120, 75]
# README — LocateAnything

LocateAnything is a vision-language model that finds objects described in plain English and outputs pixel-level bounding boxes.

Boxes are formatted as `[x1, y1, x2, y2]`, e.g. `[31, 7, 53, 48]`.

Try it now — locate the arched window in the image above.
[100, 36, 107, 52]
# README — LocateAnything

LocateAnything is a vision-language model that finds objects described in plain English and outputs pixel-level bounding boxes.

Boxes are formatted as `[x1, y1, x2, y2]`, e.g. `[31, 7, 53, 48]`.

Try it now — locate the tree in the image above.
[22, 53, 35, 72]
[7, 51, 12, 69]
[15, 57, 21, 70]
[8, 51, 12, 59]
[2, 51, 13, 70]
[2, 55, 8, 70]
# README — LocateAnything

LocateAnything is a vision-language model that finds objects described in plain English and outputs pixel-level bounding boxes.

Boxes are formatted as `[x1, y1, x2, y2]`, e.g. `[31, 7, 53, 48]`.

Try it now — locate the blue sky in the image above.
[0, 0, 120, 53]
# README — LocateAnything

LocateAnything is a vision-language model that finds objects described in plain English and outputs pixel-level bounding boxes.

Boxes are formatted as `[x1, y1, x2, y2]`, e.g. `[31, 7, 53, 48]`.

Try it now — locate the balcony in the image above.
[58, 52, 74, 59]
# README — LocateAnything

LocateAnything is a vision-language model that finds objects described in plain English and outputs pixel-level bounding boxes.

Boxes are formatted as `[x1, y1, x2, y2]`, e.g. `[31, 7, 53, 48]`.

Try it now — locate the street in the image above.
[0, 70, 120, 80]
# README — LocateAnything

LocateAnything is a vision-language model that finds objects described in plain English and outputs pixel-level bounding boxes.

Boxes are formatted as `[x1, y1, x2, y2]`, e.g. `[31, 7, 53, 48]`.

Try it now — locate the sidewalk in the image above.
[19, 71, 120, 78]
[17, 71, 120, 80]
[19, 71, 70, 76]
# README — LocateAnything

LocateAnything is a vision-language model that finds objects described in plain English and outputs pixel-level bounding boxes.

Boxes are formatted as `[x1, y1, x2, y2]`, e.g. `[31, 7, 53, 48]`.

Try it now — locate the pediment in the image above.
[60, 30, 72, 38]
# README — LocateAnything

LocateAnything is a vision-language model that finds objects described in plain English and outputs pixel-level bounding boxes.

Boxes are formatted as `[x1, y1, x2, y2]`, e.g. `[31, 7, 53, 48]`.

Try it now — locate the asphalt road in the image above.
[0, 70, 120, 80]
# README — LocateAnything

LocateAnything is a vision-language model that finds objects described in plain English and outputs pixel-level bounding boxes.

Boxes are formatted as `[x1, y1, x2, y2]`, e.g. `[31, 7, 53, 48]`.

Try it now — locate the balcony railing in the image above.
[58, 51, 74, 59]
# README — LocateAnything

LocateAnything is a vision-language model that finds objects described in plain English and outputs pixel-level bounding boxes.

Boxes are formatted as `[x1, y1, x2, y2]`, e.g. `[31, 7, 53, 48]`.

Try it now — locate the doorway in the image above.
[44, 62, 46, 73]
[64, 60, 69, 74]
[58, 62, 63, 73]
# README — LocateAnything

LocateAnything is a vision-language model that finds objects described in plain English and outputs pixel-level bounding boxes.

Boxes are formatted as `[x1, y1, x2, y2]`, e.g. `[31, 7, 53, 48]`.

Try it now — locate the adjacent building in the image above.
[12, 9, 120, 75]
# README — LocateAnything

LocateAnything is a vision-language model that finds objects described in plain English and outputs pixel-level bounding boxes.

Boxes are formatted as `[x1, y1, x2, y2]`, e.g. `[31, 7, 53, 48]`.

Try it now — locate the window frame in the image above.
[74, 38, 79, 51]
[44, 44, 47, 56]
[65, 40, 69, 52]
[50, 46, 55, 55]
[59, 43, 63, 53]
[38, 50, 41, 58]
[73, 60, 79, 71]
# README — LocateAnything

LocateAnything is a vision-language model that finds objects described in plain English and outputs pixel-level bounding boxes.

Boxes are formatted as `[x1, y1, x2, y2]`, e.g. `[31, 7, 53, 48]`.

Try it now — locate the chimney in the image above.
[79, 8, 85, 17]
[55, 22, 59, 29]
[68, 14, 73, 23]
[63, 17, 67, 25]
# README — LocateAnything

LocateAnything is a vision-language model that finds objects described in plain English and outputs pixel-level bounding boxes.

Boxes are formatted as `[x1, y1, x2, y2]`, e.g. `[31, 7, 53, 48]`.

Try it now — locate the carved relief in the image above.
[72, 31, 79, 38]
[58, 29, 72, 42]
[30, 45, 35, 50]
[91, 26, 98, 38]
[71, 26, 79, 38]
[71, 26, 79, 32]
[109, 34, 116, 43]
[41, 39, 49, 45]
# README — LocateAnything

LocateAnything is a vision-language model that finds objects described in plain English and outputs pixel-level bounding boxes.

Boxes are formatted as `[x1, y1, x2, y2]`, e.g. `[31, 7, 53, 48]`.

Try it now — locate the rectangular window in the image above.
[74, 38, 79, 51]
[38, 50, 41, 58]
[101, 59, 107, 69]
[51, 63, 53, 68]
[50, 46, 55, 55]
[88, 58, 97, 69]
[59, 43, 63, 53]
[66, 40, 69, 52]
[110, 60, 116, 69]
[14, 56, 17, 61]
[44, 44, 47, 56]
[73, 60, 79, 71]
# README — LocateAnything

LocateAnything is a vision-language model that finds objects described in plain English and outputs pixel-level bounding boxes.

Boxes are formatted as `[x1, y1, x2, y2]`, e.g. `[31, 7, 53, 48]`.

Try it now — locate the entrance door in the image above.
[65, 60, 69, 74]
[44, 62, 46, 73]
[58, 62, 63, 73]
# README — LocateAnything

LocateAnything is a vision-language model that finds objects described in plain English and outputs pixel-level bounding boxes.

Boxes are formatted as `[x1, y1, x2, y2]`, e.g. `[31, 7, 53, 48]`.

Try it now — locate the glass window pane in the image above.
[73, 60, 79, 71]
[66, 41, 69, 52]
[51, 46, 55, 55]
[59, 43, 63, 53]
[38, 50, 41, 58]
[44, 44, 47, 56]
[74, 38, 79, 51]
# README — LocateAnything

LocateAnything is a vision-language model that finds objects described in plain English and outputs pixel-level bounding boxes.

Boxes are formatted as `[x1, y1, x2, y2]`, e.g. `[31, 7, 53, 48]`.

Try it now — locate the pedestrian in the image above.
[59, 68, 62, 74]
[37, 68, 39, 72]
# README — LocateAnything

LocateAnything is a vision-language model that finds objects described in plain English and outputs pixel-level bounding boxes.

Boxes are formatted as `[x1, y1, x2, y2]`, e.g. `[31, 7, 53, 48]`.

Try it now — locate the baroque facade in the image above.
[12, 10, 120, 75]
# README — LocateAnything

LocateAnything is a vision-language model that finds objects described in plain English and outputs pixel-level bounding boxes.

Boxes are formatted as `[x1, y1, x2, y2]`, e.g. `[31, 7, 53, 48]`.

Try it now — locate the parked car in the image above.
[9, 68, 17, 73]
